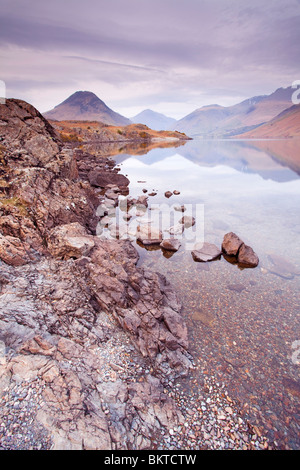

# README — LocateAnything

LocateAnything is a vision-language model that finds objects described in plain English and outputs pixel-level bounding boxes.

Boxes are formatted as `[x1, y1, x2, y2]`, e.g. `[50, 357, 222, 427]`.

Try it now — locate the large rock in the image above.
[191, 242, 222, 262]
[238, 243, 259, 268]
[222, 232, 259, 268]
[0, 99, 61, 167]
[222, 232, 244, 255]
[47, 222, 95, 259]
[88, 170, 129, 189]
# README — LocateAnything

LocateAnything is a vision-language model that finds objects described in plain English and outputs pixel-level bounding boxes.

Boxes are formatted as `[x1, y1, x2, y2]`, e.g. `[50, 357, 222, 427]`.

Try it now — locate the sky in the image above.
[0, 0, 299, 119]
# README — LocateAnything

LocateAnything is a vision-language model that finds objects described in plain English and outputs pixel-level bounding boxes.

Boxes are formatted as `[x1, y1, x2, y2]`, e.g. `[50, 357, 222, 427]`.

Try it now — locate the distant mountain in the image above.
[170, 86, 295, 137]
[44, 91, 132, 126]
[131, 109, 176, 131]
[235, 103, 300, 138]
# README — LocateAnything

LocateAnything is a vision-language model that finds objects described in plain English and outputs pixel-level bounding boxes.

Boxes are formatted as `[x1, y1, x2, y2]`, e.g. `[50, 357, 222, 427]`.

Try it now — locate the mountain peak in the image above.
[44, 91, 131, 126]
[131, 109, 176, 131]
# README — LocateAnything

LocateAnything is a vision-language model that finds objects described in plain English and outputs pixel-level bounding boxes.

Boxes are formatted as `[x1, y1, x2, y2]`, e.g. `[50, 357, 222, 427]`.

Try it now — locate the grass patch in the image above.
[0, 196, 29, 216]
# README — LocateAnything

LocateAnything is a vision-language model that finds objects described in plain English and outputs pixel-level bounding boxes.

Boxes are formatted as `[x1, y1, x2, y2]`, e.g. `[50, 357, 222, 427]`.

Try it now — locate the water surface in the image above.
[110, 139, 300, 449]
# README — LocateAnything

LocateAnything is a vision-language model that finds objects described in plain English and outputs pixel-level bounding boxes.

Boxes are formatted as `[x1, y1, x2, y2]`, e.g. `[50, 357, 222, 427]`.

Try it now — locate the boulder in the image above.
[191, 242, 222, 262]
[222, 232, 259, 268]
[222, 232, 244, 256]
[136, 224, 163, 245]
[160, 239, 181, 252]
[47, 222, 95, 259]
[164, 191, 173, 198]
[88, 170, 129, 189]
[237, 243, 259, 268]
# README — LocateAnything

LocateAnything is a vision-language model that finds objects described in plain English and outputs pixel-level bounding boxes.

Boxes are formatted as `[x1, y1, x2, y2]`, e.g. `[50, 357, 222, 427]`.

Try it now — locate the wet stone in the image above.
[191, 242, 222, 262]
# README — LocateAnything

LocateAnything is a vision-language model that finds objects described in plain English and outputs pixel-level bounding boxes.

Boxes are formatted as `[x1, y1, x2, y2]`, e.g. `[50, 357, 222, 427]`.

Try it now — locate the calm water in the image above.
[110, 139, 300, 449]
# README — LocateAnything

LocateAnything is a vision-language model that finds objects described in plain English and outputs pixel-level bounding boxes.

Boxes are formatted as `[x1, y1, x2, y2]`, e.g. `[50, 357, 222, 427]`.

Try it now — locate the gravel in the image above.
[0, 379, 52, 450]
[153, 365, 270, 450]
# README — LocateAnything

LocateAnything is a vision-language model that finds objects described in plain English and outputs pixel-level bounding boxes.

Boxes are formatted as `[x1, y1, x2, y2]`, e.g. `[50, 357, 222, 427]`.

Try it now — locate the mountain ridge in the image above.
[235, 103, 300, 138]
[169, 86, 295, 137]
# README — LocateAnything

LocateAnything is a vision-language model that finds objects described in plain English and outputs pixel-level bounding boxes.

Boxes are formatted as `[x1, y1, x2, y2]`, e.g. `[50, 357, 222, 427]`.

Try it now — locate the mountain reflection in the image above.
[110, 138, 300, 183]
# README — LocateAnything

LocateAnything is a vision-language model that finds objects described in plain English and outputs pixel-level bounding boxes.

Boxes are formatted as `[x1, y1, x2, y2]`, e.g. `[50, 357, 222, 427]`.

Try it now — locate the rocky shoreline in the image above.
[0, 98, 269, 450]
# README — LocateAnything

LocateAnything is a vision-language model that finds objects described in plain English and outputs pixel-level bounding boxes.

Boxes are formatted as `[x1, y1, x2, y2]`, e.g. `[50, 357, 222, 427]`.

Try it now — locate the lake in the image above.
[109, 138, 300, 449]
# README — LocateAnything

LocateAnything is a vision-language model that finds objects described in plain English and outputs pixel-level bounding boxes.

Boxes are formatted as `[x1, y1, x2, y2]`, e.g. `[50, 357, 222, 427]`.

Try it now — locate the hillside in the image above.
[43, 91, 132, 126]
[170, 86, 294, 137]
[49, 119, 190, 149]
[235, 104, 300, 138]
[131, 109, 176, 131]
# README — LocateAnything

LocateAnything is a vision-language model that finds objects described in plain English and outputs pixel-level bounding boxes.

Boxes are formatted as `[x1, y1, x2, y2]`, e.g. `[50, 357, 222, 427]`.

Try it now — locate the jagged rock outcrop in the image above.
[0, 98, 191, 449]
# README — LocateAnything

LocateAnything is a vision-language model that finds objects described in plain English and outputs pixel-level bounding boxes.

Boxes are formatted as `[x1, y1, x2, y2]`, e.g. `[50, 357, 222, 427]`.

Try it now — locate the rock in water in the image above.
[222, 232, 244, 256]
[237, 243, 259, 268]
[191, 242, 222, 262]
[222, 232, 259, 268]
[160, 239, 181, 252]
[164, 191, 173, 198]
[167, 223, 184, 236]
[136, 224, 163, 245]
[179, 215, 195, 228]
[267, 253, 299, 279]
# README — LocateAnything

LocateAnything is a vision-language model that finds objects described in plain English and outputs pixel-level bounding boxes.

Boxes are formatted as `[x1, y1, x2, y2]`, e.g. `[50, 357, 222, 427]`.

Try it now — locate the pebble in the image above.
[0, 380, 51, 450]
[156, 373, 271, 451]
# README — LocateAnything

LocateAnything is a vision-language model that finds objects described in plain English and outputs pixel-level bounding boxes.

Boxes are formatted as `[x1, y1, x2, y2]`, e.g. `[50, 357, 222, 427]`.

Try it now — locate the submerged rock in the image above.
[267, 253, 300, 279]
[179, 215, 195, 228]
[191, 242, 222, 262]
[160, 238, 181, 252]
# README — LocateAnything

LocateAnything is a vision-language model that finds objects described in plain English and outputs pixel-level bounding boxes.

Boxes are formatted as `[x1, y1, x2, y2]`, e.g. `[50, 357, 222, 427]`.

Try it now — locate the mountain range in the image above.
[130, 109, 176, 131]
[43, 86, 300, 138]
[169, 86, 296, 137]
[43, 91, 132, 126]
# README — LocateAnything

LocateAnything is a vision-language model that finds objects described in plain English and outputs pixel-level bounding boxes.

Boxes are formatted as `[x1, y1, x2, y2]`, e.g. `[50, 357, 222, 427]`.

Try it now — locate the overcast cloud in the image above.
[0, 0, 299, 118]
